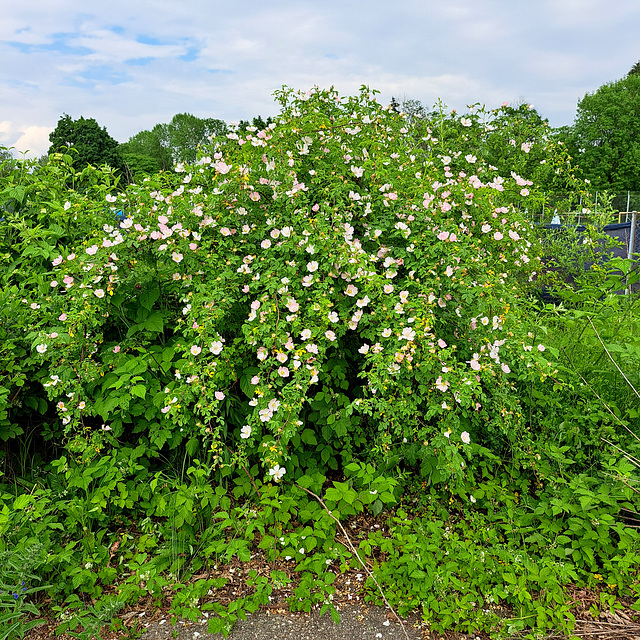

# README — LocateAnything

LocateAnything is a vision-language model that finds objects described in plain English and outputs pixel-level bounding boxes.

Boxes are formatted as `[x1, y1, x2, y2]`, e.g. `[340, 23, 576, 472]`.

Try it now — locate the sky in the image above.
[1, 0, 639, 158]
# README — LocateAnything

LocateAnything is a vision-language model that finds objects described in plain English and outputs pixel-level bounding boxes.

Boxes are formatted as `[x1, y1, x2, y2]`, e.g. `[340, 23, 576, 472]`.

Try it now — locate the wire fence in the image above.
[532, 191, 640, 226]
[529, 191, 640, 260]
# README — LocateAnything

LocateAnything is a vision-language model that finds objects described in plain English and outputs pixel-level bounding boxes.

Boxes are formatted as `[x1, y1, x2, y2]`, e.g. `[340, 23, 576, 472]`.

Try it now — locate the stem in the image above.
[8, 387, 22, 405]
[295, 483, 411, 640]
[223, 443, 261, 499]
[588, 317, 640, 401]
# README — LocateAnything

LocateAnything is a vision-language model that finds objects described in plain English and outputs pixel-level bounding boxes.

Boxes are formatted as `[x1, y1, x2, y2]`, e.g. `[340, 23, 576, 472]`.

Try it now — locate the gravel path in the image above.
[139, 604, 427, 640]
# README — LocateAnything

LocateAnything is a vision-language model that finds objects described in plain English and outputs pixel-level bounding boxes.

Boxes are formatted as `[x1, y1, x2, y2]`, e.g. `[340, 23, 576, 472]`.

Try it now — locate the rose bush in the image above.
[27, 87, 563, 489]
[0, 151, 120, 451]
[4, 89, 640, 640]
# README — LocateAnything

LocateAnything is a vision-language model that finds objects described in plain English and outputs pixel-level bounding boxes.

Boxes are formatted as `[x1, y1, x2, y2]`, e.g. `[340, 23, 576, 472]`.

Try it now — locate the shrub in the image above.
[21, 86, 570, 489]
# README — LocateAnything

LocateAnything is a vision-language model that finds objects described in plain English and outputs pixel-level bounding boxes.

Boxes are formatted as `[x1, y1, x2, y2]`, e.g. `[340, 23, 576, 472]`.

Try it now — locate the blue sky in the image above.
[1, 0, 639, 157]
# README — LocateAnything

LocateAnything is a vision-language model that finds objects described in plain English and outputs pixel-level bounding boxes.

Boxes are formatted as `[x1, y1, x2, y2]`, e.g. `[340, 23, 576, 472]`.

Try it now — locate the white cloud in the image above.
[0, 121, 21, 148]
[544, 0, 637, 28]
[13, 126, 54, 156]
[0, 121, 53, 157]
[71, 30, 188, 65]
[1, 0, 640, 158]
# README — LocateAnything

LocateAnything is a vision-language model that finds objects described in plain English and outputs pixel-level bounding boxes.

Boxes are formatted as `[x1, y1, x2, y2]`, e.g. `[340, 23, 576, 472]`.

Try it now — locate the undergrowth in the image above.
[2, 86, 640, 639]
[1, 445, 640, 639]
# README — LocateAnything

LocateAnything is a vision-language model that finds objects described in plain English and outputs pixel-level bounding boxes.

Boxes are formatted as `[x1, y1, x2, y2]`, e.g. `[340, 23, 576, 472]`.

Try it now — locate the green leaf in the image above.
[13, 494, 32, 510]
[380, 491, 396, 504]
[237, 545, 252, 562]
[239, 367, 260, 397]
[324, 488, 342, 502]
[185, 437, 198, 457]
[258, 535, 275, 549]
[334, 418, 349, 437]
[297, 474, 315, 489]
[143, 311, 164, 333]
[301, 429, 317, 445]
[342, 489, 358, 505]
[10, 185, 26, 203]
[139, 287, 160, 311]
[131, 384, 146, 399]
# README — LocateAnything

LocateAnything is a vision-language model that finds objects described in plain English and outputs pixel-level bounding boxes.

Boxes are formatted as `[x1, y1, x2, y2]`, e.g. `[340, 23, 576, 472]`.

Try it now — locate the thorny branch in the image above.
[296, 482, 412, 640]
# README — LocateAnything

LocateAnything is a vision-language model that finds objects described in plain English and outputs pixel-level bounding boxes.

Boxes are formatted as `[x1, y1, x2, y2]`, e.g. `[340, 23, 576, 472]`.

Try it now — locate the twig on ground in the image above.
[565, 618, 640, 638]
[295, 482, 412, 640]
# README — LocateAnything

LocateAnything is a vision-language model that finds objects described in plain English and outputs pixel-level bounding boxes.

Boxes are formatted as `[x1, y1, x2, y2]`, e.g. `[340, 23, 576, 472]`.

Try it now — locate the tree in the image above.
[48, 115, 124, 174]
[628, 60, 640, 77]
[119, 128, 173, 179]
[396, 97, 427, 126]
[0, 147, 15, 177]
[567, 73, 640, 191]
[166, 113, 226, 163]
[119, 114, 227, 177]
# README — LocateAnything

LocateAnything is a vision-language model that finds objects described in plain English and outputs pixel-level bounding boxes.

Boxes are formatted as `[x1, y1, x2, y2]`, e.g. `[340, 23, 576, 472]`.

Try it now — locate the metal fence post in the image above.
[625, 211, 637, 295]
[627, 191, 631, 222]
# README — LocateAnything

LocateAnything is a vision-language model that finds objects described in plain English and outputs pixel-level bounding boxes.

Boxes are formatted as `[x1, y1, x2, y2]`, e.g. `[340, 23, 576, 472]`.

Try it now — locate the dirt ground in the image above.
[138, 603, 428, 640]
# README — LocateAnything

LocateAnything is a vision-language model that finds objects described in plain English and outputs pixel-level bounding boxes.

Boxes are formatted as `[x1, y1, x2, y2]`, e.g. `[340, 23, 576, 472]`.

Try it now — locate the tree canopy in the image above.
[0, 147, 15, 177]
[48, 114, 124, 174]
[237, 115, 274, 133]
[166, 113, 226, 163]
[118, 127, 173, 179]
[566, 73, 640, 191]
[119, 113, 226, 178]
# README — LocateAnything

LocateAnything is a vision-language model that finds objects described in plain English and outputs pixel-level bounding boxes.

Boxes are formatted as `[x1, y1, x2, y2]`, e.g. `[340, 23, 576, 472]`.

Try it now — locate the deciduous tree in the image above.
[167, 113, 226, 164]
[566, 73, 640, 191]
[119, 128, 172, 178]
[119, 114, 227, 177]
[48, 115, 124, 174]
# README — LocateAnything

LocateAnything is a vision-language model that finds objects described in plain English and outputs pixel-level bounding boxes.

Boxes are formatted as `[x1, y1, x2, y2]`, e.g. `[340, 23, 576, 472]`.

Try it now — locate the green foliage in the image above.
[119, 114, 227, 178]
[538, 254, 640, 406]
[48, 115, 125, 175]
[237, 115, 274, 133]
[118, 127, 173, 177]
[397, 98, 584, 205]
[166, 113, 227, 164]
[0, 151, 120, 471]
[0, 148, 16, 178]
[119, 152, 164, 182]
[1, 87, 640, 640]
[0, 543, 49, 640]
[566, 73, 640, 191]
[25, 86, 574, 489]
[533, 193, 623, 297]
[53, 595, 125, 640]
